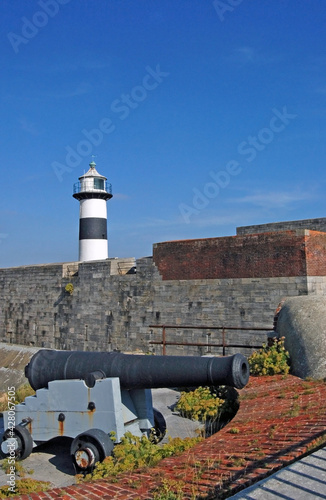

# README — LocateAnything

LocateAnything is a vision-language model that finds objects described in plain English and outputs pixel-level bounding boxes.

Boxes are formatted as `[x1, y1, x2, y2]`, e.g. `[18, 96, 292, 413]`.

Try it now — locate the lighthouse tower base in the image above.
[79, 239, 108, 262]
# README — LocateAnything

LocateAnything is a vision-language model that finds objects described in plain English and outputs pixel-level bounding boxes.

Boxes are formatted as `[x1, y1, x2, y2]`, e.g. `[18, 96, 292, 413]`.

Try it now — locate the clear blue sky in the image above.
[1, 0, 325, 268]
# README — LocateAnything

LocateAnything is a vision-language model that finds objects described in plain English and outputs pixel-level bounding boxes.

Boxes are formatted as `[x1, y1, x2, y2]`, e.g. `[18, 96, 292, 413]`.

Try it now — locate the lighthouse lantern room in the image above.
[73, 161, 113, 262]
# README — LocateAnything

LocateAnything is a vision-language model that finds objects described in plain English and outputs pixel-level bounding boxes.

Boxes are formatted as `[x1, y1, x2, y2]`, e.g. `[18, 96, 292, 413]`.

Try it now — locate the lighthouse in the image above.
[73, 161, 113, 262]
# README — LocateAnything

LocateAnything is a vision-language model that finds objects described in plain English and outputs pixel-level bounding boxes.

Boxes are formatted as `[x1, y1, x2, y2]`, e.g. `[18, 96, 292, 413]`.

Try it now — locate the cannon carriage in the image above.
[1, 349, 249, 473]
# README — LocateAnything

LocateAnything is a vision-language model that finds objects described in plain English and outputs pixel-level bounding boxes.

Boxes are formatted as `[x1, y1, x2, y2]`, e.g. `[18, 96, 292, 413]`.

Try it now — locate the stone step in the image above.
[110, 257, 136, 275]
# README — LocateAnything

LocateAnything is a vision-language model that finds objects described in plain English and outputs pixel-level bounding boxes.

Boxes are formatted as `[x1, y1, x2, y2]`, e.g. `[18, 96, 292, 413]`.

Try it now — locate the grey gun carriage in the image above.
[1, 349, 249, 473]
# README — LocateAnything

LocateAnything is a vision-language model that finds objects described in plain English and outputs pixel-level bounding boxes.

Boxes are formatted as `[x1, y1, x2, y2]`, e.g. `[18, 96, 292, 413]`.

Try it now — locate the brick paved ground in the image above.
[11, 375, 326, 499]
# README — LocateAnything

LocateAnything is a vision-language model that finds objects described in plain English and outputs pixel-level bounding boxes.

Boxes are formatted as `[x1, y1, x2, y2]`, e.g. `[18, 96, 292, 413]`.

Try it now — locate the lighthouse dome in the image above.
[80, 160, 106, 180]
[73, 161, 112, 201]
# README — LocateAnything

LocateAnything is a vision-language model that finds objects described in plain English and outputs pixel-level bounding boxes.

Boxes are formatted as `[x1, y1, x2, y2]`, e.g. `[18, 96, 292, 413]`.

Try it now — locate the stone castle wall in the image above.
[2, 218, 326, 356]
[1, 256, 326, 357]
[237, 217, 326, 235]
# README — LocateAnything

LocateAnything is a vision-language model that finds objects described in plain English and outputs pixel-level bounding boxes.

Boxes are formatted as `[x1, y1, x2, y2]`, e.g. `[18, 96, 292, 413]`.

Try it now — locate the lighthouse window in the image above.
[94, 178, 104, 190]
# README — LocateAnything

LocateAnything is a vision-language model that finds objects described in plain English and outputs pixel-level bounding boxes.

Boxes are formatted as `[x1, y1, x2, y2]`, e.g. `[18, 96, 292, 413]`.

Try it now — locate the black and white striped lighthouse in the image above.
[73, 161, 113, 262]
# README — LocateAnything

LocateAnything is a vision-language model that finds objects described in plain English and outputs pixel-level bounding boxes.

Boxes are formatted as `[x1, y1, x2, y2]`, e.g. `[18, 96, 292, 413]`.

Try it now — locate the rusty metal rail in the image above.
[148, 324, 273, 355]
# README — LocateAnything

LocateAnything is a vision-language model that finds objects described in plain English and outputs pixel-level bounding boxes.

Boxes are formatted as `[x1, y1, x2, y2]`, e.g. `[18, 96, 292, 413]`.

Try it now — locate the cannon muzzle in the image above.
[25, 350, 249, 391]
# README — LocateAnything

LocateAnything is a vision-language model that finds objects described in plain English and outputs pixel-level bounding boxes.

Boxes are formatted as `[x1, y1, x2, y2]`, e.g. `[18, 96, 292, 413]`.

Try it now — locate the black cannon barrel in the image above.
[25, 350, 249, 391]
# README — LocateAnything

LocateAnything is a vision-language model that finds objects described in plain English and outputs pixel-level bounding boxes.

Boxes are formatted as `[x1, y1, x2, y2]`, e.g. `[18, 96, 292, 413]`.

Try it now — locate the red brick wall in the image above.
[153, 230, 326, 280]
[306, 230, 326, 276]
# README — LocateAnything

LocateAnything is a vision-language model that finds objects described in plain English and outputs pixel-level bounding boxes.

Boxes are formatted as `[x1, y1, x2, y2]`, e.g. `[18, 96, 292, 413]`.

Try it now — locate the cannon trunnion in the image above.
[1, 350, 249, 473]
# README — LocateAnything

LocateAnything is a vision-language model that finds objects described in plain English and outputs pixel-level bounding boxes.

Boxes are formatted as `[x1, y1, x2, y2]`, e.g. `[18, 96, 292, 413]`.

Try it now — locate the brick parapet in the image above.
[11, 375, 326, 499]
[153, 230, 326, 280]
[305, 230, 326, 275]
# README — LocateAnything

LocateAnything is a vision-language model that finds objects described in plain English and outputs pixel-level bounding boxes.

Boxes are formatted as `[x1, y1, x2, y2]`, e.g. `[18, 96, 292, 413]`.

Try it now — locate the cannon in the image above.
[1, 350, 249, 473]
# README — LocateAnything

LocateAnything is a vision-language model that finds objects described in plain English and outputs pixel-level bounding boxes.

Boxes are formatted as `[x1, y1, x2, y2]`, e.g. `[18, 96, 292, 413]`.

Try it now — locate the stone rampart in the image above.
[1, 254, 326, 356]
[276, 295, 326, 379]
[237, 217, 326, 235]
[2, 220, 326, 356]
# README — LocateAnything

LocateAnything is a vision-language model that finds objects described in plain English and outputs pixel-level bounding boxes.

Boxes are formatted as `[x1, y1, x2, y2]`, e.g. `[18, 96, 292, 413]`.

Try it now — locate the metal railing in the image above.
[73, 180, 112, 195]
[148, 324, 273, 355]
